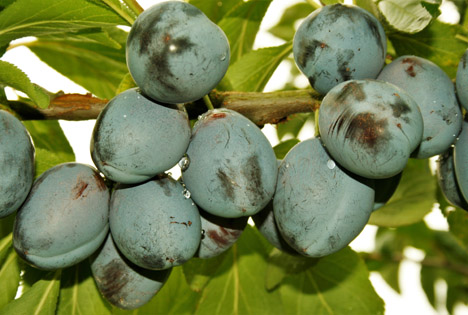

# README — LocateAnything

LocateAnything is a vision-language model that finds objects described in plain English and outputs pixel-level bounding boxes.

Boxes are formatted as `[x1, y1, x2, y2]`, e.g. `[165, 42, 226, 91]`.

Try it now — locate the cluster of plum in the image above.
[2, 1, 468, 310]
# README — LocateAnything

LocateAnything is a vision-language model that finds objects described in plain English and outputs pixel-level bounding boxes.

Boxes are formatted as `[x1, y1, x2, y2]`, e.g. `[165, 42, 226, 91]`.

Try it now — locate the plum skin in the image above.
[0, 110, 35, 219]
[126, 1, 230, 104]
[318, 79, 424, 179]
[182, 109, 278, 218]
[293, 4, 386, 95]
[13, 163, 110, 270]
[91, 88, 191, 184]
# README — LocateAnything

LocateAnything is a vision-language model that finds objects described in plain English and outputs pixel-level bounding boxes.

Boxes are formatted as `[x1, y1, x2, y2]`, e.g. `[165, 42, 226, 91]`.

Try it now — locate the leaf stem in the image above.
[122, 0, 144, 15]
[203, 95, 215, 111]
[101, 0, 136, 25]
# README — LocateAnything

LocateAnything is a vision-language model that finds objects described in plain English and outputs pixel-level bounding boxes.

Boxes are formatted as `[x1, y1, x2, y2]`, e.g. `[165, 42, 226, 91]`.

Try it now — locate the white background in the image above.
[1, 0, 466, 314]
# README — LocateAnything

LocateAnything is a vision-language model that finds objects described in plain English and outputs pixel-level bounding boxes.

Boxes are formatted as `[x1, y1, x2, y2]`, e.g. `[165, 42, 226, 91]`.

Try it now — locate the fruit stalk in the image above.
[7, 89, 322, 125]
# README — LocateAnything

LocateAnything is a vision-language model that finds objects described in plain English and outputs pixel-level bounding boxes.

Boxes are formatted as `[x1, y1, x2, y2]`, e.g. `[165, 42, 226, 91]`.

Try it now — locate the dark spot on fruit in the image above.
[335, 81, 366, 104]
[242, 155, 266, 207]
[297, 39, 328, 69]
[402, 57, 423, 77]
[389, 98, 412, 120]
[207, 229, 230, 246]
[217, 169, 235, 201]
[73, 181, 89, 199]
[155, 178, 172, 197]
[210, 112, 226, 119]
[182, 3, 202, 16]
[148, 36, 196, 94]
[98, 259, 129, 306]
[92, 171, 108, 191]
[406, 65, 416, 77]
[326, 4, 356, 22]
[337, 49, 355, 82]
[362, 14, 385, 58]
[346, 112, 390, 150]
[426, 136, 433, 141]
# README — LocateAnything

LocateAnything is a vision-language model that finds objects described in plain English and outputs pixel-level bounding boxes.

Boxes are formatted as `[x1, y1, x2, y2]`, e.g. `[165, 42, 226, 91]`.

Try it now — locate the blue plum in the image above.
[293, 4, 386, 95]
[126, 1, 230, 104]
[378, 55, 462, 158]
[456, 49, 468, 111]
[110, 175, 201, 270]
[91, 88, 191, 184]
[13, 163, 109, 270]
[319, 80, 424, 179]
[181, 109, 278, 218]
[454, 119, 468, 205]
[252, 200, 298, 255]
[197, 209, 248, 259]
[0, 110, 35, 218]
[437, 147, 468, 210]
[273, 138, 374, 257]
[90, 234, 171, 310]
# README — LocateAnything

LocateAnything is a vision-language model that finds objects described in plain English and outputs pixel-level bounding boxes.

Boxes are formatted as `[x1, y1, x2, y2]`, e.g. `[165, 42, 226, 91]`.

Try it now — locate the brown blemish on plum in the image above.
[93, 172, 107, 191]
[99, 259, 129, 306]
[297, 39, 329, 69]
[210, 113, 226, 119]
[217, 169, 235, 201]
[207, 227, 241, 247]
[402, 57, 423, 77]
[73, 180, 89, 199]
[335, 81, 366, 104]
[156, 178, 172, 197]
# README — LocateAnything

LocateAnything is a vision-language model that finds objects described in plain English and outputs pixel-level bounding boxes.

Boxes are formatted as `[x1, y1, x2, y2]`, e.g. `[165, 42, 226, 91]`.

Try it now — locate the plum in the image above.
[319, 80, 423, 179]
[373, 173, 402, 211]
[110, 175, 201, 270]
[456, 49, 468, 111]
[91, 88, 191, 184]
[126, 1, 230, 104]
[0, 110, 35, 218]
[437, 147, 468, 210]
[13, 163, 109, 270]
[273, 138, 374, 258]
[378, 55, 462, 158]
[181, 109, 278, 218]
[90, 234, 171, 310]
[293, 4, 386, 95]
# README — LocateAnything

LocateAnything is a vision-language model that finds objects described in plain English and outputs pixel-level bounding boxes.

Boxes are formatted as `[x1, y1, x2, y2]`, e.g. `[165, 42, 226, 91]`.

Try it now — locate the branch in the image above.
[7, 90, 322, 125]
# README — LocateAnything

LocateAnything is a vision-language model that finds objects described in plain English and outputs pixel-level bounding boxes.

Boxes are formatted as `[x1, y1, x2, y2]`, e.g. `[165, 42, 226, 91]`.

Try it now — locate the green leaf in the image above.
[195, 226, 284, 315]
[265, 249, 317, 291]
[182, 253, 229, 292]
[369, 159, 436, 227]
[225, 42, 293, 92]
[389, 20, 467, 78]
[421, 0, 442, 18]
[26, 27, 128, 99]
[40, 28, 122, 49]
[279, 247, 385, 314]
[0, 0, 127, 48]
[276, 112, 313, 140]
[447, 208, 468, 251]
[0, 60, 50, 109]
[113, 267, 200, 315]
[0, 234, 12, 266]
[23, 120, 75, 178]
[57, 261, 111, 315]
[218, 0, 273, 64]
[273, 139, 300, 160]
[189, 0, 242, 23]
[268, 3, 316, 41]
[420, 265, 437, 308]
[377, 0, 436, 33]
[1, 270, 61, 315]
[321, 0, 344, 5]
[0, 248, 20, 308]
[99, 0, 140, 25]
[116, 73, 137, 95]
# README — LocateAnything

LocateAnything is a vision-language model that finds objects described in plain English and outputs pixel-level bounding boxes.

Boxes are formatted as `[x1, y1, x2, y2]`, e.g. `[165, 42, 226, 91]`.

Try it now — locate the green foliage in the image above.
[0, 0, 467, 313]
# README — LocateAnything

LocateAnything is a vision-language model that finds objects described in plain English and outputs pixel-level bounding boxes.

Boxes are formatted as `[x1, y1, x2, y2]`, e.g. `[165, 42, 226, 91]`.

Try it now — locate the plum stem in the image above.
[203, 95, 215, 111]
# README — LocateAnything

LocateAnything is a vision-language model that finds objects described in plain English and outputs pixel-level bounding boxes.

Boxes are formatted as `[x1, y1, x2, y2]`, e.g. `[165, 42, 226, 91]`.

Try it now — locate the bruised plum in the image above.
[126, 1, 230, 104]
[293, 4, 386, 95]
[182, 109, 278, 218]
[378, 55, 462, 158]
[0, 110, 35, 218]
[90, 234, 171, 310]
[110, 176, 201, 270]
[273, 138, 374, 257]
[437, 147, 468, 210]
[456, 49, 468, 111]
[197, 209, 248, 259]
[91, 88, 191, 184]
[319, 80, 423, 179]
[13, 163, 109, 270]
